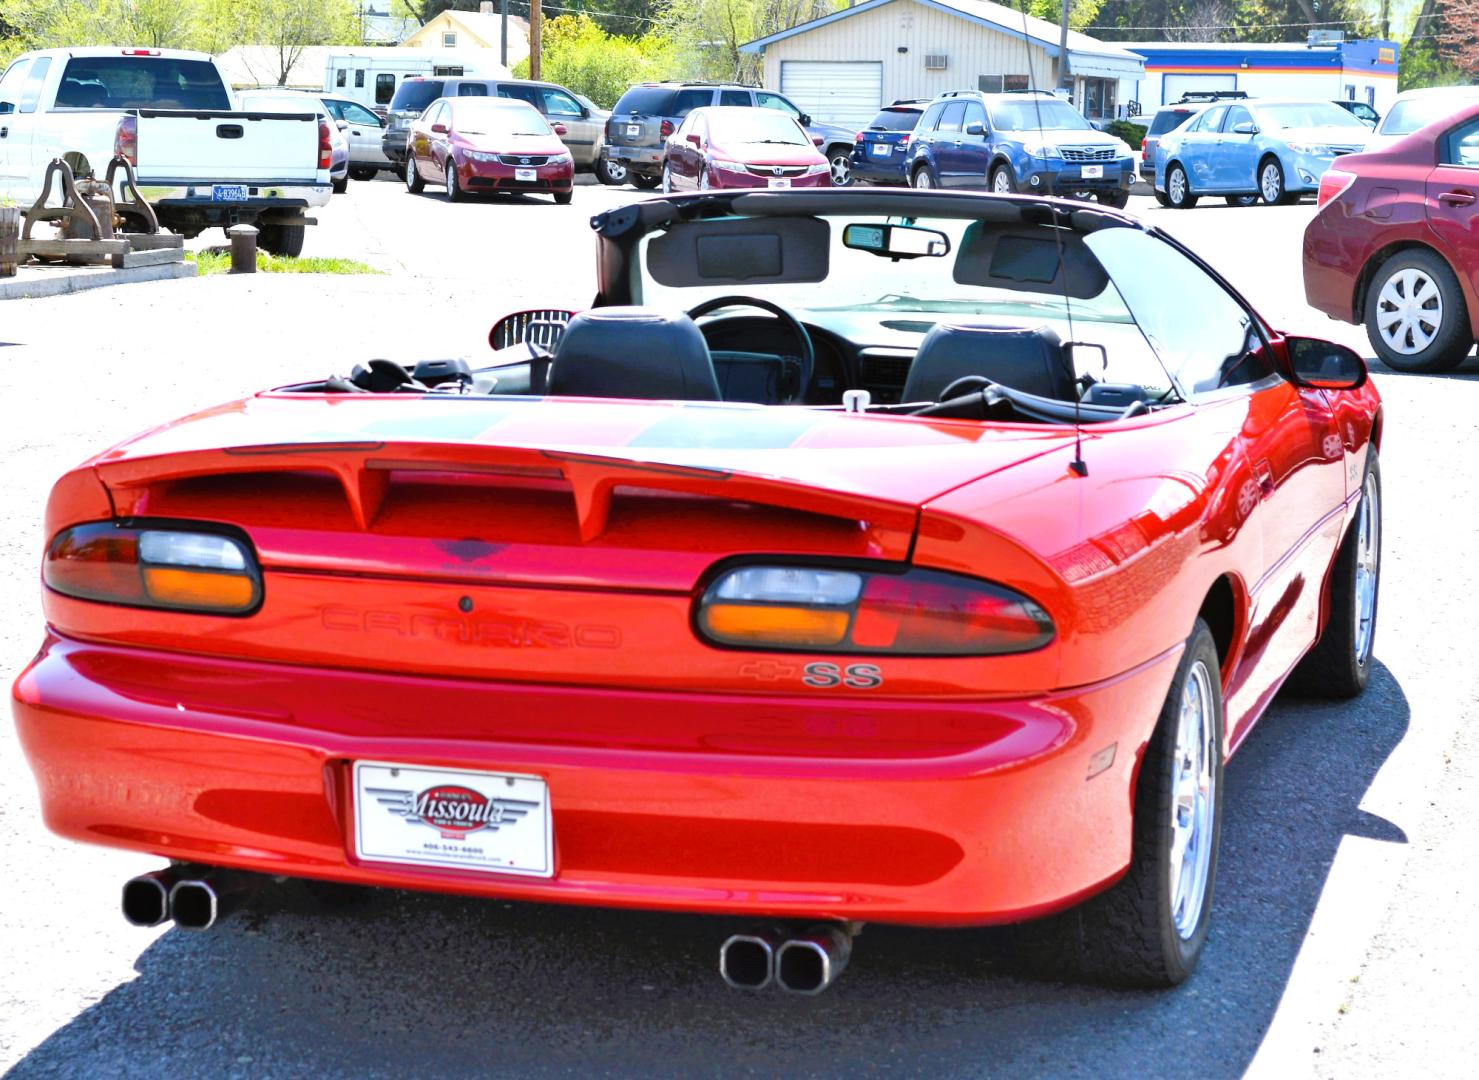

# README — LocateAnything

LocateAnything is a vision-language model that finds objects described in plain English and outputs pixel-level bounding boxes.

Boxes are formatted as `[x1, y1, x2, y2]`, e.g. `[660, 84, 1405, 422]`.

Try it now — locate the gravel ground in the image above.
[1, 181, 1476, 1078]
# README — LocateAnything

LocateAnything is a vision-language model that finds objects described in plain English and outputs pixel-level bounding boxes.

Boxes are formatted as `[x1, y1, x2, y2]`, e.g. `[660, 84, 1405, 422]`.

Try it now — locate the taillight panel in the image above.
[694, 562, 1054, 656]
[45, 522, 262, 616]
[318, 120, 332, 170]
[1317, 168, 1357, 210]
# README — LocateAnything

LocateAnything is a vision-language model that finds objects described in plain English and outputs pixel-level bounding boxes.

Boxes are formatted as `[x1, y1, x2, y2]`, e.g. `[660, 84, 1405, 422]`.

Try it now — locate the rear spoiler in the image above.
[96, 440, 919, 557]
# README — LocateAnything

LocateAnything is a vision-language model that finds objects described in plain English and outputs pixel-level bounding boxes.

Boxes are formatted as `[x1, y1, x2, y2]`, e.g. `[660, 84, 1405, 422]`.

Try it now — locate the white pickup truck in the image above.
[0, 47, 331, 255]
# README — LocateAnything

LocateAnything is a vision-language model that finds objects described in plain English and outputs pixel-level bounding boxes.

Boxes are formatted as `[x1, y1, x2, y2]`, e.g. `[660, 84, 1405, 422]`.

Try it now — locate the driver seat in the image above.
[548, 307, 722, 401]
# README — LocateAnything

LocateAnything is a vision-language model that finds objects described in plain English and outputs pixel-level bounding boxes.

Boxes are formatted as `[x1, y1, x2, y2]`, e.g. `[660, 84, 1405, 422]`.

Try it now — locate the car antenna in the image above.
[1019, 0, 1088, 477]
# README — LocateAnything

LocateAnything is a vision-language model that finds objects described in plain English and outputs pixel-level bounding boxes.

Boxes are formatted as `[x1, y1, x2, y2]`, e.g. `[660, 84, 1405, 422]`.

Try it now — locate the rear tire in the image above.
[405, 154, 425, 193]
[1287, 456, 1381, 699]
[331, 174, 348, 195]
[1225, 194, 1258, 207]
[1364, 249, 1472, 372]
[828, 147, 853, 186]
[1165, 163, 1197, 209]
[630, 172, 662, 190]
[1153, 190, 1170, 207]
[913, 166, 935, 189]
[257, 222, 305, 258]
[349, 165, 378, 182]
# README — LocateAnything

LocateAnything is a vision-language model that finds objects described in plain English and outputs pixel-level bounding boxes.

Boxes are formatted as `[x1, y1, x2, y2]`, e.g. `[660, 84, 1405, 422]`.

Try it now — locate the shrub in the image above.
[514, 15, 676, 109]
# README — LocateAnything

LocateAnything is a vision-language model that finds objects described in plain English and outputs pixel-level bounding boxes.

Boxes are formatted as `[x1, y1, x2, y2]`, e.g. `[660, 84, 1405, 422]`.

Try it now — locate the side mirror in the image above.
[579, 105, 591, 118]
[964, 121, 986, 136]
[430, 122, 448, 134]
[1231, 121, 1258, 135]
[553, 122, 568, 136]
[0, 101, 13, 115]
[811, 135, 823, 147]
[799, 113, 812, 126]
[1284, 336, 1367, 389]
[336, 120, 349, 132]
[685, 133, 701, 146]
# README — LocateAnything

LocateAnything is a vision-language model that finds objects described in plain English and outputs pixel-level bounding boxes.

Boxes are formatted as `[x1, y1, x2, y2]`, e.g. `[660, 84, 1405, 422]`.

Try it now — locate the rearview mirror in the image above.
[1284, 336, 1367, 389]
[1231, 121, 1258, 135]
[431, 122, 448, 134]
[843, 223, 951, 260]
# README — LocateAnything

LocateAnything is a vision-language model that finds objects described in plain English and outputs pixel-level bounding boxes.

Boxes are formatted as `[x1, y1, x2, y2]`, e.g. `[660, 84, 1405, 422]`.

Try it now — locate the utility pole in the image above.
[530, 0, 542, 80]
[1058, 0, 1072, 93]
[501, 0, 508, 68]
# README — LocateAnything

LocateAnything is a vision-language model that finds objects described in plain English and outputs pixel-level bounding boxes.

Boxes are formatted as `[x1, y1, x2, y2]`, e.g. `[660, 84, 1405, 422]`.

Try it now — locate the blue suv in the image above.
[906, 90, 1134, 208]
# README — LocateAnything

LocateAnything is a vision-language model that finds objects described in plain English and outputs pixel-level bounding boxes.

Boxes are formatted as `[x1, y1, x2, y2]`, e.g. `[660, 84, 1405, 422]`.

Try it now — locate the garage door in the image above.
[1162, 74, 1237, 105]
[779, 61, 882, 128]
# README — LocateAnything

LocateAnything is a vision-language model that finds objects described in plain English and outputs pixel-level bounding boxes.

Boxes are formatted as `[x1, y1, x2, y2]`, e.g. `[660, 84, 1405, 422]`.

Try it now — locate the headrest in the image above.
[548, 307, 721, 402]
[902, 324, 1074, 404]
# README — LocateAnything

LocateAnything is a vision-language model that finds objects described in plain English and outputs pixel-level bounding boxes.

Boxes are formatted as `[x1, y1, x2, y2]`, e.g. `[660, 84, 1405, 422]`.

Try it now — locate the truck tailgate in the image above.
[136, 109, 321, 181]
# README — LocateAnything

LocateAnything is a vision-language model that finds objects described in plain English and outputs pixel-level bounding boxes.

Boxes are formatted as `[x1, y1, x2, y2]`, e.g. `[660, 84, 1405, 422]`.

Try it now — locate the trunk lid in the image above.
[137, 109, 322, 181]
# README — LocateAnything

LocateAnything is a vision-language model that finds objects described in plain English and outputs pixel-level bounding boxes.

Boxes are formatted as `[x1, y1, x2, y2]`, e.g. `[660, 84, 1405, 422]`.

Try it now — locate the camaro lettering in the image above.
[803, 662, 883, 689]
[320, 605, 621, 649]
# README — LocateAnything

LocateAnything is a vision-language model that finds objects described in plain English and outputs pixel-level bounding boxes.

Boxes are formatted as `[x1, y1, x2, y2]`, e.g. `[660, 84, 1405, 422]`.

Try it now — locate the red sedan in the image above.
[14, 190, 1380, 993]
[404, 96, 573, 204]
[1304, 98, 1479, 371]
[662, 106, 831, 191]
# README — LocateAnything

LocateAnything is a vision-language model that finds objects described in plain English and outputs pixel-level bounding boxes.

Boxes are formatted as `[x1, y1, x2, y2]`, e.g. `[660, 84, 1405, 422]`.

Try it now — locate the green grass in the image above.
[187, 250, 382, 276]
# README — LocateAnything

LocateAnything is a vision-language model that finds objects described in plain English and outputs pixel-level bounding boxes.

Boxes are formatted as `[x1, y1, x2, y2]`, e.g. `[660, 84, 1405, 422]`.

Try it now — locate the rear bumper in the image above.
[12, 634, 1176, 926]
[605, 145, 663, 174]
[849, 150, 908, 184]
[141, 179, 332, 213]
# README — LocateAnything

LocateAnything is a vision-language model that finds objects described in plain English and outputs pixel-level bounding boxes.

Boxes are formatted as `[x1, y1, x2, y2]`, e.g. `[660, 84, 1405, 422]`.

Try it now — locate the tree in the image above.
[511, 13, 674, 106]
[660, 0, 838, 82]
[233, 0, 360, 85]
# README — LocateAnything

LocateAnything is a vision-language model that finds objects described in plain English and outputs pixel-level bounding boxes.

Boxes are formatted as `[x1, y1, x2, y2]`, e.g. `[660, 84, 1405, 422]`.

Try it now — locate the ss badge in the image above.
[802, 662, 883, 689]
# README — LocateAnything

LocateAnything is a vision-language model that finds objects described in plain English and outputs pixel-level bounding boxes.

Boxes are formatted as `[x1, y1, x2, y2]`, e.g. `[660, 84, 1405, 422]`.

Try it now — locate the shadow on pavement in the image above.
[5, 664, 1410, 1079]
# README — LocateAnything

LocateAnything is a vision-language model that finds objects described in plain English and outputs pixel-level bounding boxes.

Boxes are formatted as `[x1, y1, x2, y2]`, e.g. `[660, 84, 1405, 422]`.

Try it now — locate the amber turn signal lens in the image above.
[45, 522, 261, 615]
[141, 567, 257, 610]
[701, 603, 850, 647]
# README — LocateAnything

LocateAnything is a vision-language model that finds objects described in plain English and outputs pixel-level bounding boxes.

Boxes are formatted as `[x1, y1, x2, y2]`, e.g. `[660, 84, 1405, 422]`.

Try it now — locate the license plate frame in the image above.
[211, 184, 249, 202]
[352, 760, 553, 878]
[767, 177, 792, 189]
[515, 167, 538, 182]
[1081, 164, 1104, 179]
[870, 143, 892, 157]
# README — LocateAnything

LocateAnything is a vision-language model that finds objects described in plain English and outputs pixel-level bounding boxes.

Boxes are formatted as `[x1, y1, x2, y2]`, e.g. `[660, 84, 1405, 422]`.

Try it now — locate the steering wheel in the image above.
[685, 295, 815, 404]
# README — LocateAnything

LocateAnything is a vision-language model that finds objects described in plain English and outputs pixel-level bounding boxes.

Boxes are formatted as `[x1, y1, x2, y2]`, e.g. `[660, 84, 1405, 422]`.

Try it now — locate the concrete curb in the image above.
[0, 260, 197, 301]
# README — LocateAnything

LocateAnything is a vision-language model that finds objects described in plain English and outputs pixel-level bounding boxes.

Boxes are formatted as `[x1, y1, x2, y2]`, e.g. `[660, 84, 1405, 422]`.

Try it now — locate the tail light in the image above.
[900, 133, 911, 145]
[114, 115, 137, 165]
[121, 49, 160, 56]
[1141, 136, 1148, 152]
[45, 523, 262, 615]
[1317, 168, 1357, 209]
[854, 131, 865, 143]
[604, 118, 611, 139]
[318, 120, 332, 170]
[660, 119, 674, 138]
[695, 564, 1053, 655]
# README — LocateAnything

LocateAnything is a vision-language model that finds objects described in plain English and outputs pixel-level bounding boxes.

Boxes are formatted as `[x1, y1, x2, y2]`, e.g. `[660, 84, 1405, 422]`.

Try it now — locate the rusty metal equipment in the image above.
[18, 155, 173, 268]
[22, 158, 107, 255]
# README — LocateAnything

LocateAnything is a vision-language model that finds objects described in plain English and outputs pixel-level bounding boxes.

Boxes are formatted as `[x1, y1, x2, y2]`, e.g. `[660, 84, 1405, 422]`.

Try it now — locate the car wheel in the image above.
[405, 154, 425, 193]
[1166, 164, 1197, 209]
[1287, 456, 1381, 699]
[1097, 189, 1130, 209]
[661, 162, 673, 193]
[1036, 618, 1224, 987]
[990, 165, 1015, 194]
[1364, 249, 1472, 372]
[331, 174, 348, 195]
[445, 159, 463, 202]
[912, 166, 934, 189]
[630, 172, 662, 191]
[828, 148, 852, 186]
[349, 165, 378, 182]
[1258, 157, 1295, 205]
[553, 190, 573, 205]
[257, 222, 305, 258]
[1225, 194, 1258, 207]
[699, 166, 711, 192]
[597, 153, 627, 186]
[1153, 190, 1171, 207]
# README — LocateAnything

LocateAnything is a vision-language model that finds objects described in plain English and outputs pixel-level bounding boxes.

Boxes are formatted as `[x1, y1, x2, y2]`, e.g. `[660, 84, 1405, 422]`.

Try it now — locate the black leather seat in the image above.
[902, 324, 1075, 403]
[547, 307, 721, 401]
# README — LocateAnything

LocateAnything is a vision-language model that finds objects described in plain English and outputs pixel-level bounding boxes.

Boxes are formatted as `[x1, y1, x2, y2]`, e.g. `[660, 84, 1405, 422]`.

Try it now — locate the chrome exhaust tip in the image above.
[168, 869, 257, 931]
[720, 928, 784, 990]
[122, 867, 190, 927]
[776, 924, 853, 995]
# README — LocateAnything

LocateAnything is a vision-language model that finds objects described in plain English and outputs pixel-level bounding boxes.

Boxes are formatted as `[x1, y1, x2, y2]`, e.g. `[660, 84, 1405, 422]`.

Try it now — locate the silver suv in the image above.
[602, 82, 858, 188]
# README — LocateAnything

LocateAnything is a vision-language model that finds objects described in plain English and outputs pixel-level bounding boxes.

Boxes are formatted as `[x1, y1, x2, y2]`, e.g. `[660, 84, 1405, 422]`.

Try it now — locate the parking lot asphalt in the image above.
[1, 179, 1476, 1079]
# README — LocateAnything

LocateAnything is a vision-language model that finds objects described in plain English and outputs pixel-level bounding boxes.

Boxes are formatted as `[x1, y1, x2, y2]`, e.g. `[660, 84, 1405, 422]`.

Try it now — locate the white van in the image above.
[324, 48, 509, 115]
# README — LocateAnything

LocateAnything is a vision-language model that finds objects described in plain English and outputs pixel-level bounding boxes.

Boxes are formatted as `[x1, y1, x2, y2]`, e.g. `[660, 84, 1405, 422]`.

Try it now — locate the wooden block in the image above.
[19, 238, 130, 258]
[121, 233, 184, 251]
[112, 248, 185, 269]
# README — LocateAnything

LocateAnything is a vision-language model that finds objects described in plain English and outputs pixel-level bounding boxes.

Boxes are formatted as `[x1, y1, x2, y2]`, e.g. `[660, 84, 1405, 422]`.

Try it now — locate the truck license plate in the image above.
[515, 167, 537, 182]
[353, 760, 553, 877]
[211, 184, 249, 202]
[1081, 165, 1103, 179]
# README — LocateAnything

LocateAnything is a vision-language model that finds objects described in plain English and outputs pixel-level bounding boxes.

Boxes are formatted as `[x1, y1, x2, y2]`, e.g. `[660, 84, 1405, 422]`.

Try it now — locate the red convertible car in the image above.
[13, 190, 1382, 993]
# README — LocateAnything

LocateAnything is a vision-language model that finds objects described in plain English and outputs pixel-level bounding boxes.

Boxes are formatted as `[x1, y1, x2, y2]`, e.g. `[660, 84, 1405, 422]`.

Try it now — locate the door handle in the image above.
[0, 127, 7, 138]
[1440, 189, 1476, 206]
[953, 139, 963, 146]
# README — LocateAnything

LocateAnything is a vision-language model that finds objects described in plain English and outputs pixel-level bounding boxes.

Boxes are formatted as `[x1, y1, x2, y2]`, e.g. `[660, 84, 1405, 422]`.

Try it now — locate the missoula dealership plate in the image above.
[353, 761, 553, 877]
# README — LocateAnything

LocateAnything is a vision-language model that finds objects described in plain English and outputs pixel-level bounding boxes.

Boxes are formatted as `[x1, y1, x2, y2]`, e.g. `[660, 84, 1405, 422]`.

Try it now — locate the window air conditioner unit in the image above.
[925, 53, 948, 70]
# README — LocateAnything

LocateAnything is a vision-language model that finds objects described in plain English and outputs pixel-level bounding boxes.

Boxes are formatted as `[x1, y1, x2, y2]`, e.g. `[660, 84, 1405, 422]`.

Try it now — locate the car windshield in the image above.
[635, 212, 1181, 397]
[455, 101, 551, 135]
[988, 99, 1092, 132]
[1254, 102, 1366, 130]
[1382, 92, 1479, 135]
[713, 111, 807, 145]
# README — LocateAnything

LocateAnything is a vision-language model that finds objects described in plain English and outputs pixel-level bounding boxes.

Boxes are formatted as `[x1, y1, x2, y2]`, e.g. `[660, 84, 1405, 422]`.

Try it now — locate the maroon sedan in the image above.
[662, 106, 831, 192]
[1304, 99, 1479, 372]
[404, 97, 574, 204]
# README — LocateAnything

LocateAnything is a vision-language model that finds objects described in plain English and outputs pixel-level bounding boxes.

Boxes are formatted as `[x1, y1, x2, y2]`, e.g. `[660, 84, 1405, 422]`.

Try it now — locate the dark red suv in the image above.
[1304, 99, 1479, 372]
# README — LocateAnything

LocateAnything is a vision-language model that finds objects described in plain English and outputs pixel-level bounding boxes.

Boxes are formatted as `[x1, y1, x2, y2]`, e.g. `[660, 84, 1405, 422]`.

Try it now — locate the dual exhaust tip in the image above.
[122, 865, 256, 931]
[720, 924, 853, 995]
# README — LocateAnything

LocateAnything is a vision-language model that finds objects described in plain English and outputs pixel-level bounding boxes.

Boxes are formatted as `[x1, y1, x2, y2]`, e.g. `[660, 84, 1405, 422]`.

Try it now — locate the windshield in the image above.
[988, 99, 1092, 132]
[1382, 91, 1479, 135]
[712, 111, 808, 145]
[454, 100, 551, 135]
[636, 213, 1176, 397]
[1254, 102, 1366, 130]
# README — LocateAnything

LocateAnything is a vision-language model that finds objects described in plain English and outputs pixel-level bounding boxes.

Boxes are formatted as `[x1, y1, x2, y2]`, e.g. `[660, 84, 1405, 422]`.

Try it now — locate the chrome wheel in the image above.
[699, 167, 710, 191]
[1376, 267, 1443, 355]
[1354, 469, 1380, 665]
[602, 155, 627, 184]
[1260, 162, 1283, 203]
[830, 152, 851, 186]
[661, 163, 672, 193]
[1168, 659, 1217, 940]
[1168, 167, 1187, 205]
[914, 168, 933, 189]
[992, 169, 1013, 194]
